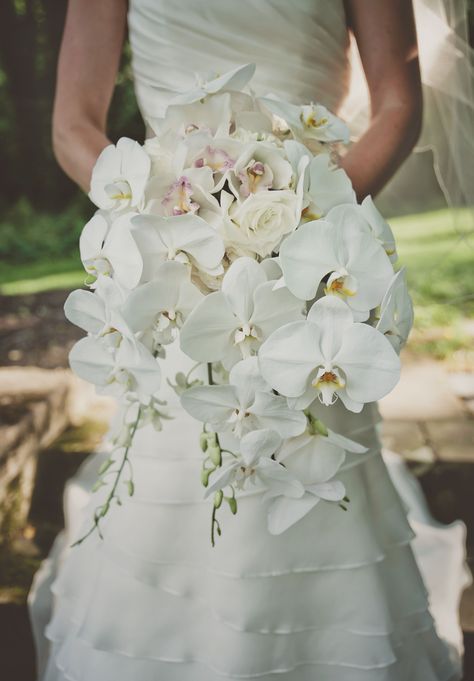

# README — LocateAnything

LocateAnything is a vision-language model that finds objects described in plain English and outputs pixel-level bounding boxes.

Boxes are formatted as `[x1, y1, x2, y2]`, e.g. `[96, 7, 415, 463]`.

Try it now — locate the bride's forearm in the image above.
[52, 120, 110, 193]
[340, 101, 422, 201]
[342, 0, 422, 201]
[52, 0, 127, 193]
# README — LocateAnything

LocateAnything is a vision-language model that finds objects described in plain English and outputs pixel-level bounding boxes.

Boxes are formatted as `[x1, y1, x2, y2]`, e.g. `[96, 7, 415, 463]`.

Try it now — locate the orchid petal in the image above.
[69, 337, 115, 386]
[267, 494, 320, 535]
[259, 321, 322, 397]
[180, 291, 237, 362]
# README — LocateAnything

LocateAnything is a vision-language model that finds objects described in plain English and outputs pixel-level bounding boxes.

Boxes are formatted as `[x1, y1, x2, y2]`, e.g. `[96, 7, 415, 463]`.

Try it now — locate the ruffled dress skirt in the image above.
[29, 341, 468, 680]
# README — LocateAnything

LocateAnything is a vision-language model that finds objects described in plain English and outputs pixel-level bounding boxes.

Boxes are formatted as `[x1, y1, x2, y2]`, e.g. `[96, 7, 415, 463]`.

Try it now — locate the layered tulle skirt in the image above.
[29, 344, 466, 680]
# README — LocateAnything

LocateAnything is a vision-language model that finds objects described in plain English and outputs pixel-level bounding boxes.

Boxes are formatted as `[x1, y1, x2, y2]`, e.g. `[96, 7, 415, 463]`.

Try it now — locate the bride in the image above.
[29, 1, 472, 679]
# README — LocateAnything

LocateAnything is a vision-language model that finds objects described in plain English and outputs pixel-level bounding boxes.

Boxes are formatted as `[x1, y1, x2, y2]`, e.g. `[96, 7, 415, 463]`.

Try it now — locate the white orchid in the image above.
[79, 213, 143, 289]
[89, 137, 151, 211]
[169, 63, 256, 105]
[260, 97, 350, 145]
[205, 428, 304, 499]
[303, 154, 356, 219]
[69, 335, 161, 402]
[329, 200, 397, 263]
[181, 357, 306, 439]
[259, 295, 400, 412]
[280, 210, 394, 321]
[278, 411, 367, 482]
[151, 92, 233, 139]
[64, 275, 128, 343]
[376, 267, 414, 352]
[180, 257, 304, 368]
[130, 212, 225, 281]
[266, 479, 346, 535]
[120, 261, 203, 349]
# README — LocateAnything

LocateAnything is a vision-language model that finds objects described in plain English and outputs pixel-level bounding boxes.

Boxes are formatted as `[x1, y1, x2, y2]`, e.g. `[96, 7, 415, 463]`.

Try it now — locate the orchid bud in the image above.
[208, 444, 222, 467]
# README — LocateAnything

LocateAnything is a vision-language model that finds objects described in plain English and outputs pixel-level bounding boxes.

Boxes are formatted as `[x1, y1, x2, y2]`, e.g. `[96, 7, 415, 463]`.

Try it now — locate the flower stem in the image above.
[71, 406, 143, 547]
[207, 362, 214, 385]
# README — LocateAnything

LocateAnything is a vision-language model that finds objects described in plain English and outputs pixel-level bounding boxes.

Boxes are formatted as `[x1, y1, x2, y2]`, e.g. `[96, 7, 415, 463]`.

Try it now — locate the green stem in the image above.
[207, 362, 214, 385]
[71, 406, 143, 547]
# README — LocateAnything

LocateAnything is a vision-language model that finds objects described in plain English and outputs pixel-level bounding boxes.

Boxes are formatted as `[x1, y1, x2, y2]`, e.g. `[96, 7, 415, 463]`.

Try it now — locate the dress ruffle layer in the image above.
[37, 427, 461, 680]
[27, 341, 461, 679]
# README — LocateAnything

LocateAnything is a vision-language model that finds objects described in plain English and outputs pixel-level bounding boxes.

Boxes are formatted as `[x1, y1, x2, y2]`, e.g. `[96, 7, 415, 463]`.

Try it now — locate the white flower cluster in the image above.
[66, 64, 414, 544]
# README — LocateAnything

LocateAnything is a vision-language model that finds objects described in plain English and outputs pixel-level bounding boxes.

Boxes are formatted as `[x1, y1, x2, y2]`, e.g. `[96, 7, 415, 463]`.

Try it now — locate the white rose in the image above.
[225, 189, 299, 258]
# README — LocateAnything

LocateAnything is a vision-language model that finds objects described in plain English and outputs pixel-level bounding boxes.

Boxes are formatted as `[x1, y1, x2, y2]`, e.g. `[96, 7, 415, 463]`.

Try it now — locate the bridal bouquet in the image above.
[65, 64, 413, 545]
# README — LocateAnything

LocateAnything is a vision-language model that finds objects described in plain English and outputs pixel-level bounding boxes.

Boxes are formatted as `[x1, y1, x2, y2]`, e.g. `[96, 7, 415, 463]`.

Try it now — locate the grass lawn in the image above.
[0, 256, 84, 295]
[1, 207, 472, 359]
[389, 208, 473, 361]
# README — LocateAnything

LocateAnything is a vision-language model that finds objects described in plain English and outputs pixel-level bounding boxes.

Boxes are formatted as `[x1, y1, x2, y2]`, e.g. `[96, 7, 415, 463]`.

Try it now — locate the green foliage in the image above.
[391, 208, 474, 318]
[0, 195, 91, 263]
[0, 1, 143, 212]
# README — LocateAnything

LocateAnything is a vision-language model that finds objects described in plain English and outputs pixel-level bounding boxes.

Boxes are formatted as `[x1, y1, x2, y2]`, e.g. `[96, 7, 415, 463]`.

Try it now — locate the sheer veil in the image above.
[341, 0, 474, 220]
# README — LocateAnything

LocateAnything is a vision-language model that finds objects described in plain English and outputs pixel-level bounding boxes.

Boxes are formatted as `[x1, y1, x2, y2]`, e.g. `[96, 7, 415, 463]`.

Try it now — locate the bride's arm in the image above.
[52, 0, 127, 192]
[341, 0, 422, 199]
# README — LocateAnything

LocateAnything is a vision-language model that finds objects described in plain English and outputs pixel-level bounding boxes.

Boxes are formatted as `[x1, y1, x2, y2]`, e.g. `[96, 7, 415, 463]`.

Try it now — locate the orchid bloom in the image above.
[89, 137, 151, 212]
[204, 428, 304, 499]
[64, 275, 129, 345]
[130, 212, 225, 281]
[120, 261, 203, 350]
[376, 267, 414, 352]
[328, 200, 398, 264]
[69, 335, 161, 402]
[181, 357, 307, 439]
[260, 97, 350, 144]
[180, 257, 304, 368]
[303, 154, 356, 220]
[151, 92, 233, 139]
[279, 209, 394, 321]
[79, 213, 143, 290]
[258, 295, 400, 412]
[230, 142, 293, 198]
[265, 479, 346, 535]
[169, 63, 256, 105]
[282, 142, 356, 222]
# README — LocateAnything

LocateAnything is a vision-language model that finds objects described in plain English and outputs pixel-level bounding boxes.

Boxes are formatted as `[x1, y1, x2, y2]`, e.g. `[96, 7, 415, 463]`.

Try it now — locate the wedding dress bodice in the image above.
[128, 0, 351, 120]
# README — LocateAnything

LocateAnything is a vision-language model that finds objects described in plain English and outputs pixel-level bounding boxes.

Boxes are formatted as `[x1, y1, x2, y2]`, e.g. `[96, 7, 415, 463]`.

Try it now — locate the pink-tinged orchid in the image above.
[258, 295, 400, 412]
[230, 142, 293, 199]
[376, 267, 414, 352]
[181, 357, 306, 439]
[89, 137, 151, 212]
[180, 257, 304, 368]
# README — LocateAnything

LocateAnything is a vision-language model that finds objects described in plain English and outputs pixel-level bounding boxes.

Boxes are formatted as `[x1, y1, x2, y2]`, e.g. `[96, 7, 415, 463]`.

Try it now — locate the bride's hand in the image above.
[52, 0, 128, 192]
[341, 0, 422, 200]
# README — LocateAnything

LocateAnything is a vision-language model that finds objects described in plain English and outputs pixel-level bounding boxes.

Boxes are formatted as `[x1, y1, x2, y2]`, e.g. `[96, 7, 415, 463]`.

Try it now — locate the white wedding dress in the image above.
[29, 1, 471, 679]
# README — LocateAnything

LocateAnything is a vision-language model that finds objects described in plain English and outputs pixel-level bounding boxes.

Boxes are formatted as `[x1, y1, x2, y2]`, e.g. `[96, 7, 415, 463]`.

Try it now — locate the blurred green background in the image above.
[0, 0, 473, 362]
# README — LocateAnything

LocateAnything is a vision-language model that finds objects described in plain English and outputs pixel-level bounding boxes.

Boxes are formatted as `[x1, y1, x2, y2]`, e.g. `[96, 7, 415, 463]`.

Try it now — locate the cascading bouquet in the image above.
[65, 63, 413, 546]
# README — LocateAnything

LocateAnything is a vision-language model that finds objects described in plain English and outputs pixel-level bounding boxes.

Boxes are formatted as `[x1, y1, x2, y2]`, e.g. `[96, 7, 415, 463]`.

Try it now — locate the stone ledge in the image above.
[0, 367, 73, 535]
